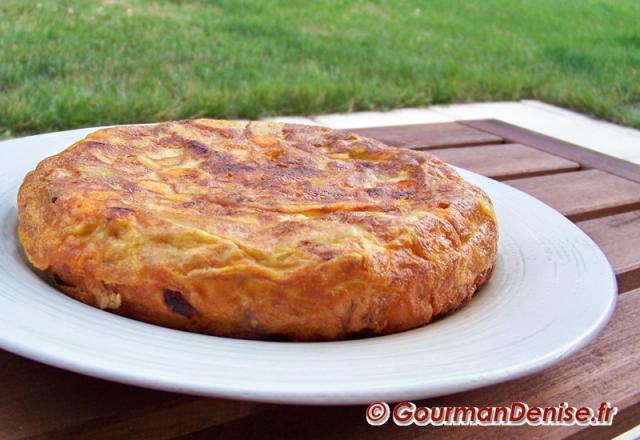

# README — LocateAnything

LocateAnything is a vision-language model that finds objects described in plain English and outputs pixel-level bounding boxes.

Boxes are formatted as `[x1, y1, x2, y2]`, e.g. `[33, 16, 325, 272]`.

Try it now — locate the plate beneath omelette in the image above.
[0, 125, 616, 404]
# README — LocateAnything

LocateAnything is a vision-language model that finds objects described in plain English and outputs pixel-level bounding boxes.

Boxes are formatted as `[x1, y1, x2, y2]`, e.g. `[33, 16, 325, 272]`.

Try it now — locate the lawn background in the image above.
[1, 0, 639, 137]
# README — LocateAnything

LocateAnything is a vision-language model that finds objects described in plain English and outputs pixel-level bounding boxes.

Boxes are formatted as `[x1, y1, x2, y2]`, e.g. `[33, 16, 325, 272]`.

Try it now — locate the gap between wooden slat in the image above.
[569, 202, 640, 223]
[491, 168, 580, 181]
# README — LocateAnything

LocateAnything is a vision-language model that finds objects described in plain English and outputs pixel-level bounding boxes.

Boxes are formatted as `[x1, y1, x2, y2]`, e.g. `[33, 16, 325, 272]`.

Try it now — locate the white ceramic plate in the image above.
[0, 127, 617, 405]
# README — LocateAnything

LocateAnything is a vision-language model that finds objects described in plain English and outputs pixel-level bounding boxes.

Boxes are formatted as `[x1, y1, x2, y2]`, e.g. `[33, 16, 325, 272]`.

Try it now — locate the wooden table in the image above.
[2, 120, 639, 440]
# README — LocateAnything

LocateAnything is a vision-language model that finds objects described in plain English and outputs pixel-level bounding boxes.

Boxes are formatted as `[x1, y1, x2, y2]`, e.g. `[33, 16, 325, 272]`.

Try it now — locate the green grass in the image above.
[1, 0, 639, 137]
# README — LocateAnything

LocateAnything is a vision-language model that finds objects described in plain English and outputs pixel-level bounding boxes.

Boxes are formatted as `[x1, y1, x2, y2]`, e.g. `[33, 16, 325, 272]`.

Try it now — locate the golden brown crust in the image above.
[17, 119, 498, 341]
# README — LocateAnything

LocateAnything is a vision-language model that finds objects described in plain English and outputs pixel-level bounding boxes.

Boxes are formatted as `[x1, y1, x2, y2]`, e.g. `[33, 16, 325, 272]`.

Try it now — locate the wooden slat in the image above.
[429, 143, 580, 180]
[179, 288, 640, 440]
[345, 122, 504, 149]
[505, 170, 640, 222]
[577, 210, 640, 293]
[460, 119, 640, 184]
[0, 350, 263, 440]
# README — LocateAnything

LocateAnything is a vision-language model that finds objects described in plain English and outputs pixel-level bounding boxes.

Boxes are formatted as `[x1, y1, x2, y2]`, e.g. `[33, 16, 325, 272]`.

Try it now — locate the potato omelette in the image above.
[18, 119, 498, 341]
